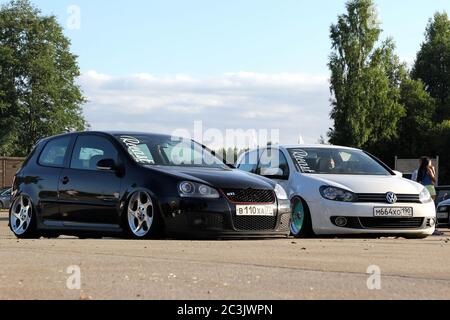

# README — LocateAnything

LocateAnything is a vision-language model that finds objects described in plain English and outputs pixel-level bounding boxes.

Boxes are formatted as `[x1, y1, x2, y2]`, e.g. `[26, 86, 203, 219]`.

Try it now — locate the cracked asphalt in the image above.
[0, 210, 449, 300]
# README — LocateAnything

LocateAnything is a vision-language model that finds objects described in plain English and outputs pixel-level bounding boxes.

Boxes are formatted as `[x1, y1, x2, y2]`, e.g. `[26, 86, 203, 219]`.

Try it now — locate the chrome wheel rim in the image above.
[10, 196, 32, 236]
[127, 192, 153, 238]
[290, 200, 305, 235]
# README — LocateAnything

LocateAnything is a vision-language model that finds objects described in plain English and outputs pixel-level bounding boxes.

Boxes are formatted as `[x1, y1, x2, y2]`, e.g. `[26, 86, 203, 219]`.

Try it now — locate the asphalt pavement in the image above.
[0, 210, 449, 300]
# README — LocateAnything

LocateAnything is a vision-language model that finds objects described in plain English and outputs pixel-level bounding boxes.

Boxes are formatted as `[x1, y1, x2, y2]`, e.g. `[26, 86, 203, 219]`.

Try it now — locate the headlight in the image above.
[438, 206, 448, 212]
[419, 188, 432, 204]
[274, 184, 288, 200]
[320, 186, 356, 202]
[178, 182, 220, 199]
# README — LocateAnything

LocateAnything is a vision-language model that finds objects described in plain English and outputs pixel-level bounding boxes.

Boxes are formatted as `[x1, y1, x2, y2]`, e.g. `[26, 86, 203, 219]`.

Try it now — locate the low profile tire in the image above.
[403, 234, 430, 239]
[9, 195, 39, 239]
[123, 191, 161, 239]
[41, 232, 60, 239]
[290, 197, 314, 238]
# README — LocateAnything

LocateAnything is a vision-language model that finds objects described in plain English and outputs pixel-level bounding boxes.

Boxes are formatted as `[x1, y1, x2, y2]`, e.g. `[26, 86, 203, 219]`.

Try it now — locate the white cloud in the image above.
[78, 71, 332, 148]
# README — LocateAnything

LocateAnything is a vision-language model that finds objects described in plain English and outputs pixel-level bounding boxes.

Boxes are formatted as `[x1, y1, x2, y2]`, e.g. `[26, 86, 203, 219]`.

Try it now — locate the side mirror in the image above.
[260, 167, 288, 180]
[97, 159, 117, 171]
[393, 170, 403, 178]
[261, 167, 283, 176]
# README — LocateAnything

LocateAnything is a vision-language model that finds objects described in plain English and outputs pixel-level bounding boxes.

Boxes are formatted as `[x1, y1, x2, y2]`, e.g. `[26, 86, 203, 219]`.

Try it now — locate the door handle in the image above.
[61, 176, 70, 185]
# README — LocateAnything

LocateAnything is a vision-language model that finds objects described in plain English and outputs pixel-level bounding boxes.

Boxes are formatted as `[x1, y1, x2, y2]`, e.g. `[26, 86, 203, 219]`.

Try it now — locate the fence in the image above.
[0, 157, 25, 188]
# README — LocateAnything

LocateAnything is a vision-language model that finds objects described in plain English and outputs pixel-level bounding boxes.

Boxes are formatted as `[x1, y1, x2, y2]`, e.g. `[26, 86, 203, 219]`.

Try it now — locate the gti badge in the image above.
[386, 192, 398, 204]
[227, 192, 236, 197]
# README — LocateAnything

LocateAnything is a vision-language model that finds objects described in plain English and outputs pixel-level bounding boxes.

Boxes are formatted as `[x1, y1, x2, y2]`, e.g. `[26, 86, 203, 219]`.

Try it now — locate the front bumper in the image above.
[309, 199, 436, 236]
[160, 197, 291, 238]
[437, 206, 449, 226]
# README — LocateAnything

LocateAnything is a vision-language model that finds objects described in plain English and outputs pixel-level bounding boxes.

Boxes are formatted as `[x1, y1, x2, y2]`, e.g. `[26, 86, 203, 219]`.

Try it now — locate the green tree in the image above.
[412, 12, 450, 122]
[396, 78, 436, 157]
[328, 0, 405, 149]
[429, 120, 450, 184]
[0, 0, 87, 156]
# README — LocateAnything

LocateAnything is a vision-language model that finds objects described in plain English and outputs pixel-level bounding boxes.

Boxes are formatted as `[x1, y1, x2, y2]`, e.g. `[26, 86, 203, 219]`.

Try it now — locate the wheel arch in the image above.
[289, 195, 317, 236]
[120, 187, 166, 226]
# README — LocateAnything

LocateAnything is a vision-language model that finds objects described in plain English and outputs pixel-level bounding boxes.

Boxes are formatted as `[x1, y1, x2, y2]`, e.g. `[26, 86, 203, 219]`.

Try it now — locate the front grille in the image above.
[233, 216, 277, 231]
[278, 214, 291, 232]
[359, 217, 424, 229]
[206, 214, 224, 229]
[222, 188, 275, 204]
[189, 213, 224, 230]
[356, 194, 421, 204]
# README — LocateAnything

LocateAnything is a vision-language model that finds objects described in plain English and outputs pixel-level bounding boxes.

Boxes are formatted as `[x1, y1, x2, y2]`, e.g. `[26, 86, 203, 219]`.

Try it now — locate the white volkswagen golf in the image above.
[236, 145, 436, 239]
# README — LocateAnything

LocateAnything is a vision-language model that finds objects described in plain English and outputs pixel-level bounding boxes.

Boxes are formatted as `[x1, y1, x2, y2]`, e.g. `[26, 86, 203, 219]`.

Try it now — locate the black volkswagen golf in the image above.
[9, 132, 291, 239]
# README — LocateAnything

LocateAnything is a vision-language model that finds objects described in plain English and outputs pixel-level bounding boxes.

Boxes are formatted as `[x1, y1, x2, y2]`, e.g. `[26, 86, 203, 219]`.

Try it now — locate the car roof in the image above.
[281, 144, 359, 150]
[101, 131, 174, 139]
[41, 131, 179, 142]
[245, 144, 361, 152]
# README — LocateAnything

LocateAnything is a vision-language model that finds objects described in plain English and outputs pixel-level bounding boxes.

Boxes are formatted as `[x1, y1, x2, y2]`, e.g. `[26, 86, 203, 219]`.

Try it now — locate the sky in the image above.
[2, 0, 450, 147]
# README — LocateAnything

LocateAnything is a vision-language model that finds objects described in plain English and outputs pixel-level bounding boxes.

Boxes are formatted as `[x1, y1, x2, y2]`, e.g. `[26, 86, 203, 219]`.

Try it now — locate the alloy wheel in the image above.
[127, 192, 154, 238]
[10, 195, 33, 236]
[290, 199, 305, 235]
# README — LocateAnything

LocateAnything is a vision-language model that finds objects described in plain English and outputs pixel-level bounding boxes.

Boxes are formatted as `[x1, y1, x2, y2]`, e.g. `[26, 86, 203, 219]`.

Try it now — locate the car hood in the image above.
[307, 174, 424, 194]
[438, 199, 450, 207]
[147, 166, 276, 190]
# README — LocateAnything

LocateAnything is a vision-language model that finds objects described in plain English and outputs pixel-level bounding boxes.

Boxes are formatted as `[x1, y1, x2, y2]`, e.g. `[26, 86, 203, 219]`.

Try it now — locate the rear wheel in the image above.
[9, 195, 39, 239]
[123, 191, 161, 239]
[290, 198, 314, 238]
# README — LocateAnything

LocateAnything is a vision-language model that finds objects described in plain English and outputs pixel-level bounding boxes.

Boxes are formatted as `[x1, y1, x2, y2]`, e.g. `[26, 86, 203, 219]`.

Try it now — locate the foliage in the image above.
[328, 0, 405, 149]
[412, 12, 450, 122]
[0, 0, 87, 156]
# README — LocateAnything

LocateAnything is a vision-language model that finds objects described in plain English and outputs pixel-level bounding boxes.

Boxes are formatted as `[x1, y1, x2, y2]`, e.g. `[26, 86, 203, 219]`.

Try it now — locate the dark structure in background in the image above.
[395, 157, 439, 183]
[0, 157, 24, 188]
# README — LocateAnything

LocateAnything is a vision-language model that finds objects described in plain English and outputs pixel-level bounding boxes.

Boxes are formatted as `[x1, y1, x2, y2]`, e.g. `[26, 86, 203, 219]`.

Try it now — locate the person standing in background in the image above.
[416, 157, 442, 235]
[416, 156, 437, 201]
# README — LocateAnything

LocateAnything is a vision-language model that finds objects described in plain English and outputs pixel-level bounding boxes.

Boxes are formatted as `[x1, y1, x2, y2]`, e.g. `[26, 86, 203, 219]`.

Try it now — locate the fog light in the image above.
[429, 218, 436, 228]
[335, 217, 348, 227]
[193, 218, 204, 226]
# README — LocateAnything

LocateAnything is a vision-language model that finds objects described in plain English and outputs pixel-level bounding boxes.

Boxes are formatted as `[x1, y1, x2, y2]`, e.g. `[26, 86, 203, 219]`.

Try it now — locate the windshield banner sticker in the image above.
[290, 149, 316, 173]
[120, 136, 154, 164]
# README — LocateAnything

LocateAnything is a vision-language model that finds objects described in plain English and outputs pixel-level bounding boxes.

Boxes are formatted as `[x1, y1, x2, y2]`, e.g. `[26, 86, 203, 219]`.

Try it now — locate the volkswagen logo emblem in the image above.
[386, 192, 398, 204]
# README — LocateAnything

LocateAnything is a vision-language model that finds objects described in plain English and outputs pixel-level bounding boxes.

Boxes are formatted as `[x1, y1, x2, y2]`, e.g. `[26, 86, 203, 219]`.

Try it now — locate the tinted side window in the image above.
[237, 150, 260, 174]
[38, 137, 71, 167]
[259, 149, 290, 176]
[437, 189, 450, 204]
[70, 135, 118, 171]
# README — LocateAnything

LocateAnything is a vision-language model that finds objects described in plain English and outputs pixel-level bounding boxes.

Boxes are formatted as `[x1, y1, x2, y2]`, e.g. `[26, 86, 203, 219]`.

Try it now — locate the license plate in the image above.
[236, 205, 275, 216]
[437, 211, 449, 220]
[374, 207, 414, 217]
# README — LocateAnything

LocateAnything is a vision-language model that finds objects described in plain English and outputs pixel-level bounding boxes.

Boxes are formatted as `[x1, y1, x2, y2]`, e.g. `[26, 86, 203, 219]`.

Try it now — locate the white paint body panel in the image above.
[238, 145, 436, 236]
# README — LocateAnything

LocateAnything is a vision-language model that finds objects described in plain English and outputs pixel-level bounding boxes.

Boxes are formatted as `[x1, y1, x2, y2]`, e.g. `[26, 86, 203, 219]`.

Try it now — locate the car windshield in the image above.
[115, 135, 227, 169]
[288, 148, 391, 176]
